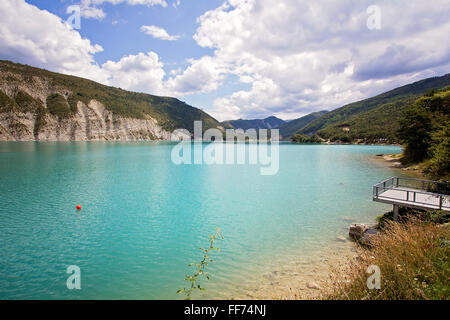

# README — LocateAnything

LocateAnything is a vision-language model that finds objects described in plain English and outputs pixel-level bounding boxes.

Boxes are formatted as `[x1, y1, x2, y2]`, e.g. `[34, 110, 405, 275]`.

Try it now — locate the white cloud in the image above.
[0, 1, 216, 99]
[0, 0, 107, 82]
[166, 56, 228, 95]
[80, 0, 106, 20]
[212, 76, 282, 121]
[141, 25, 180, 41]
[192, 0, 450, 120]
[0, 0, 168, 95]
[102, 52, 168, 95]
[90, 0, 167, 7]
[79, 0, 168, 20]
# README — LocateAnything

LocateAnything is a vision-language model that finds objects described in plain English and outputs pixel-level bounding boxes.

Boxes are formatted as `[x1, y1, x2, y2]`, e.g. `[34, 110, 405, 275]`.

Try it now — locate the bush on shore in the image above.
[326, 219, 449, 300]
[291, 134, 322, 143]
[377, 207, 450, 228]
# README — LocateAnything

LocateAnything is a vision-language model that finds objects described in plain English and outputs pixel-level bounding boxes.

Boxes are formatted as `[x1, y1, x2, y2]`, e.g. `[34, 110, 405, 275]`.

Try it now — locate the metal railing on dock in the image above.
[373, 177, 450, 211]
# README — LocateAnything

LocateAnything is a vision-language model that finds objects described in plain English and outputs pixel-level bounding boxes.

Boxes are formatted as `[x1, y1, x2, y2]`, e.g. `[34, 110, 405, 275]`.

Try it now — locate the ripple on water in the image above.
[0, 142, 403, 299]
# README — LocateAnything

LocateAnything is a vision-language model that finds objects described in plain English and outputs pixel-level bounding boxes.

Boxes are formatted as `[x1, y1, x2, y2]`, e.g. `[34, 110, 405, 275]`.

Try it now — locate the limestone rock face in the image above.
[0, 71, 192, 142]
[349, 224, 368, 240]
[0, 94, 176, 142]
[1, 101, 173, 141]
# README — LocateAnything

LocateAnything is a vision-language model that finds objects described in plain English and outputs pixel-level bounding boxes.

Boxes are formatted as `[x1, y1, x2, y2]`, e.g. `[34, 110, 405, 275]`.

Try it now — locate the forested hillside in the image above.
[298, 74, 450, 142]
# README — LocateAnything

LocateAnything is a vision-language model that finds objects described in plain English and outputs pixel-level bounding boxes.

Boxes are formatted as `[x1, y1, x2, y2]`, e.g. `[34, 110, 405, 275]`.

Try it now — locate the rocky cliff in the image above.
[0, 60, 220, 141]
[0, 90, 173, 141]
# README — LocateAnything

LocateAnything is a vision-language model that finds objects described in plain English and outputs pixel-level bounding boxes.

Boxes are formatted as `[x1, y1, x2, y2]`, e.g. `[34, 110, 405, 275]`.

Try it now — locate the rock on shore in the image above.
[349, 223, 378, 245]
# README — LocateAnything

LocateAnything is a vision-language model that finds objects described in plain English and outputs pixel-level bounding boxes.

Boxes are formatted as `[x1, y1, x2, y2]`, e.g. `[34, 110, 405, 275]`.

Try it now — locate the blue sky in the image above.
[1, 0, 449, 121]
[26, 0, 230, 111]
[51, 0, 220, 64]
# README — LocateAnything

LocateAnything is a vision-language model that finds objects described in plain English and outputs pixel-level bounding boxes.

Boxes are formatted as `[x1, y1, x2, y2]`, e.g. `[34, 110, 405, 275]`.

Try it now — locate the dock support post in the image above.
[393, 205, 399, 221]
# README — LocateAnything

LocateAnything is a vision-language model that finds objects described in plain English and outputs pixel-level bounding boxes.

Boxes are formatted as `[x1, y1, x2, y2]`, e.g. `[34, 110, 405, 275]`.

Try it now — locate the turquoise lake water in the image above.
[0, 142, 404, 299]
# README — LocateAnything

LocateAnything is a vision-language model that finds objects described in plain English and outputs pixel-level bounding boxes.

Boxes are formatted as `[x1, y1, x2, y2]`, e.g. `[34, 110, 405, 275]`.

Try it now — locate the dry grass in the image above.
[325, 220, 449, 300]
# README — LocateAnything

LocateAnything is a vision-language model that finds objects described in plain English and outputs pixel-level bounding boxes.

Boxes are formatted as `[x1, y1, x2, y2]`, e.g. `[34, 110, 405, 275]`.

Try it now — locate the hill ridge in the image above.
[299, 73, 450, 136]
[0, 59, 221, 141]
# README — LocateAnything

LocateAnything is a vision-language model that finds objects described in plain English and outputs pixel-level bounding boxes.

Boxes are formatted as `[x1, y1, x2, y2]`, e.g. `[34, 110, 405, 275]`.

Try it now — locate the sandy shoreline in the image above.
[371, 153, 424, 178]
[233, 242, 359, 300]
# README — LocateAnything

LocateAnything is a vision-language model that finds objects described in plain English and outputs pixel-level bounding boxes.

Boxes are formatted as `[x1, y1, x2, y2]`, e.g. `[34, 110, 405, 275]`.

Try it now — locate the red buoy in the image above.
[76, 205, 82, 210]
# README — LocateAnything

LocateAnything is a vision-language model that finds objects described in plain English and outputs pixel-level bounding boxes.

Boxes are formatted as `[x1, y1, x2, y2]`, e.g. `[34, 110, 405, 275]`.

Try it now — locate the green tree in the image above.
[397, 89, 450, 181]
[425, 121, 450, 180]
[398, 100, 432, 162]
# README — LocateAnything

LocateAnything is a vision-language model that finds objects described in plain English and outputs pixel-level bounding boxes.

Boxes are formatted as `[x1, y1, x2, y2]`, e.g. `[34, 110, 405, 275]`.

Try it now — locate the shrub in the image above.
[46, 94, 71, 119]
[177, 228, 223, 300]
[67, 94, 80, 113]
[326, 220, 449, 300]
[377, 207, 450, 228]
[0, 90, 17, 113]
[291, 134, 322, 143]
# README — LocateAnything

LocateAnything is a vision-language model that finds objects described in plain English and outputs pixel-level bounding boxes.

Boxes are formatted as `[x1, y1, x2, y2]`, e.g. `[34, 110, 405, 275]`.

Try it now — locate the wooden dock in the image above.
[373, 177, 450, 220]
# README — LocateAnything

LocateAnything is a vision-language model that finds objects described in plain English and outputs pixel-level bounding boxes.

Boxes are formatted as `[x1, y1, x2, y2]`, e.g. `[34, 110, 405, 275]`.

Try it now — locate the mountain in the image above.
[278, 111, 328, 139]
[222, 116, 285, 130]
[0, 60, 221, 141]
[317, 97, 417, 143]
[298, 73, 450, 140]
